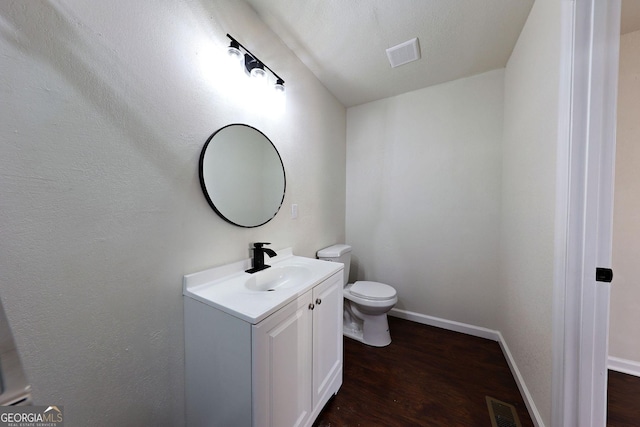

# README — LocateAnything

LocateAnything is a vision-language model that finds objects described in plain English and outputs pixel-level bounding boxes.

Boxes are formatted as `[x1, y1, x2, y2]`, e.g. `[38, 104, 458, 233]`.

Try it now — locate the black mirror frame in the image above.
[198, 124, 286, 228]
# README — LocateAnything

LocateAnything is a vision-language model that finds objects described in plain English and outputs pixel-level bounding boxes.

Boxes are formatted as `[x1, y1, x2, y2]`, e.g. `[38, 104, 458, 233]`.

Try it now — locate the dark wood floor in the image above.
[313, 316, 640, 426]
[608, 370, 640, 427]
[314, 316, 534, 426]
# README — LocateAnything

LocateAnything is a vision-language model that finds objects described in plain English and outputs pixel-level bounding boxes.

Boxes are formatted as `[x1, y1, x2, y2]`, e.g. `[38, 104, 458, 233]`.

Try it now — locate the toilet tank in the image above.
[317, 244, 352, 286]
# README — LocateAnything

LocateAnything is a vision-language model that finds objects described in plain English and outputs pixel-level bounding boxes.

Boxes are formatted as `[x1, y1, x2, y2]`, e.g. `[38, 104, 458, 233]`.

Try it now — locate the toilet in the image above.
[317, 244, 397, 347]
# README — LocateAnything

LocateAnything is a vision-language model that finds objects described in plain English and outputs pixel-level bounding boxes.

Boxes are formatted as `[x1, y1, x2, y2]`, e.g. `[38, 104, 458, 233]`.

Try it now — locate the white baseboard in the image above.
[388, 308, 545, 427]
[496, 331, 545, 427]
[389, 308, 500, 341]
[608, 356, 640, 377]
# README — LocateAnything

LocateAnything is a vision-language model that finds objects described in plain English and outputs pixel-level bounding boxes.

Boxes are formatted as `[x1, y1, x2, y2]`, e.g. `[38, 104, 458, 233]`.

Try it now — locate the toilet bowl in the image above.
[343, 281, 397, 347]
[317, 245, 397, 347]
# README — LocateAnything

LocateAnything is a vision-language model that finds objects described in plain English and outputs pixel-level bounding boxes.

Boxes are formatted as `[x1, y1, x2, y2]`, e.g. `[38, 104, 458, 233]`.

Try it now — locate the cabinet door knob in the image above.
[308, 303, 315, 310]
[315, 298, 322, 305]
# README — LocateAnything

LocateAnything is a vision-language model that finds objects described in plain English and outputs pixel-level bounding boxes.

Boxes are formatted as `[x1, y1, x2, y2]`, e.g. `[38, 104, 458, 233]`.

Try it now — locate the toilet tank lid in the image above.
[317, 244, 352, 258]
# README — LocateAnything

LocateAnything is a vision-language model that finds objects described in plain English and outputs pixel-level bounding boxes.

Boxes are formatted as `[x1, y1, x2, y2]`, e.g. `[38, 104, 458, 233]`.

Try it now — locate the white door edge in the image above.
[552, 1, 621, 426]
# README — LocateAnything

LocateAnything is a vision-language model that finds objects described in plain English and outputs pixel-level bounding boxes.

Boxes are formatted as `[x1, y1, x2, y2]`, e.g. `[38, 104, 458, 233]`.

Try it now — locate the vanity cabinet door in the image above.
[312, 272, 343, 412]
[252, 290, 313, 427]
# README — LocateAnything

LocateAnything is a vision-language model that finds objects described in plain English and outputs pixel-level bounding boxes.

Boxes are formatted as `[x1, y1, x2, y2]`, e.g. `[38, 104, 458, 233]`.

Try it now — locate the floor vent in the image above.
[486, 396, 522, 427]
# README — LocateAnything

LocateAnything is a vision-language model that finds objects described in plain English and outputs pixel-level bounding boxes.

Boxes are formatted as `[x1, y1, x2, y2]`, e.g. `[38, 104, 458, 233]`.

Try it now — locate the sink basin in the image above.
[245, 265, 311, 292]
[183, 248, 344, 323]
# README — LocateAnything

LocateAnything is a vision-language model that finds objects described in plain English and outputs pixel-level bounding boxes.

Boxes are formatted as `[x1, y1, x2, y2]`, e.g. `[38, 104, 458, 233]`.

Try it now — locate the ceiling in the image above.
[245, 0, 640, 108]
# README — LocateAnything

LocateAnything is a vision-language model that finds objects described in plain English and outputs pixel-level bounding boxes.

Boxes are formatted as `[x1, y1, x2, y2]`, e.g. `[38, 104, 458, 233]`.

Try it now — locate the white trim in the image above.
[553, 0, 621, 425]
[497, 332, 545, 427]
[388, 309, 544, 427]
[608, 356, 640, 378]
[389, 309, 499, 341]
[551, 1, 577, 426]
[580, 1, 620, 423]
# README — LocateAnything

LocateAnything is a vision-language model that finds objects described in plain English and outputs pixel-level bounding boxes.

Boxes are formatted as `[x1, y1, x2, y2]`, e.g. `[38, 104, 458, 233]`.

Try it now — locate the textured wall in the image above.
[346, 69, 504, 330]
[610, 29, 640, 365]
[0, 0, 345, 425]
[498, 0, 562, 424]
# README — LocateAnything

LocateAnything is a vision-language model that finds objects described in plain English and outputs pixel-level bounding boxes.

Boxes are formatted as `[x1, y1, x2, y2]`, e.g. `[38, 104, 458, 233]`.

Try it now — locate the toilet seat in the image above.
[349, 281, 396, 301]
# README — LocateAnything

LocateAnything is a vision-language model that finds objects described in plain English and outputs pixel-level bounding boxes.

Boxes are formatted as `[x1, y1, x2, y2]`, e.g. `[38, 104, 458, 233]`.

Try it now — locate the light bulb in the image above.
[227, 46, 242, 61]
[250, 66, 268, 82]
[227, 40, 242, 62]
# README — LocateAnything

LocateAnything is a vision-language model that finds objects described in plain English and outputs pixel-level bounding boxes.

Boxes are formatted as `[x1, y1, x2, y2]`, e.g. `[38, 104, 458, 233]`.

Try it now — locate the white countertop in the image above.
[183, 248, 343, 324]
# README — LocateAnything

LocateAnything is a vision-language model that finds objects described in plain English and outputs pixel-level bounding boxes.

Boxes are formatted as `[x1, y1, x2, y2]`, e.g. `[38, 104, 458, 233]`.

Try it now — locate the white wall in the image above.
[498, 0, 562, 424]
[346, 69, 504, 330]
[610, 29, 640, 365]
[0, 0, 346, 425]
[343, 2, 563, 425]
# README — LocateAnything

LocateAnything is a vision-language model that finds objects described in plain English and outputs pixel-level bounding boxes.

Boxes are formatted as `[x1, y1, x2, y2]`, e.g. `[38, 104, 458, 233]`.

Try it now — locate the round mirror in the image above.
[199, 124, 286, 228]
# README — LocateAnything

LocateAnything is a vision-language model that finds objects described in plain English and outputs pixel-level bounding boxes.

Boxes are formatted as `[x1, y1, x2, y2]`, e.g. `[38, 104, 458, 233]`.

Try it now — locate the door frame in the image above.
[552, 0, 621, 426]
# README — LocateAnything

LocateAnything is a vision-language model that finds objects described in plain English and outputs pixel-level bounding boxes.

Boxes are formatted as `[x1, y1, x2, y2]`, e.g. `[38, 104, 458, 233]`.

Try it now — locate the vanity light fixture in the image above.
[226, 34, 285, 94]
[274, 78, 285, 93]
[227, 39, 242, 61]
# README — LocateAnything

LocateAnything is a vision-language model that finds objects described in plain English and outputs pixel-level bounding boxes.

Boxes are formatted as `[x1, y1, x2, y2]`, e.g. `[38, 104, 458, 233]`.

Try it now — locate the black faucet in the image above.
[246, 242, 277, 273]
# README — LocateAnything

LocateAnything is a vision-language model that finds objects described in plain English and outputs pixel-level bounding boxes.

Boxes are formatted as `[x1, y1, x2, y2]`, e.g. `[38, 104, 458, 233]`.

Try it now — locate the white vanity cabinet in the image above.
[184, 265, 343, 427]
[253, 270, 343, 427]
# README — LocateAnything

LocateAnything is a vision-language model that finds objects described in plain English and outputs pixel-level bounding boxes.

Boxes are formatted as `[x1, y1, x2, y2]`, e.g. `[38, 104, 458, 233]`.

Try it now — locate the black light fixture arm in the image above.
[226, 34, 285, 85]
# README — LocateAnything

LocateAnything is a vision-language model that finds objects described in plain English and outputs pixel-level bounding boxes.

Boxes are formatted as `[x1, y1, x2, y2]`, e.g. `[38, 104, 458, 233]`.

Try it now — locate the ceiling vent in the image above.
[386, 37, 421, 68]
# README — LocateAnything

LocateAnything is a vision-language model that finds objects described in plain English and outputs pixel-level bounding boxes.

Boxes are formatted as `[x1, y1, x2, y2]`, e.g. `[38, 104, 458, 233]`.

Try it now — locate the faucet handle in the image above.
[253, 242, 271, 248]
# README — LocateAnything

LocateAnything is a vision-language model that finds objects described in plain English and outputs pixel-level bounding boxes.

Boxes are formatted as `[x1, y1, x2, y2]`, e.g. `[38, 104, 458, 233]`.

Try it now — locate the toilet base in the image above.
[343, 314, 392, 347]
